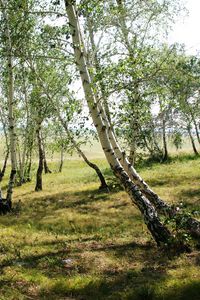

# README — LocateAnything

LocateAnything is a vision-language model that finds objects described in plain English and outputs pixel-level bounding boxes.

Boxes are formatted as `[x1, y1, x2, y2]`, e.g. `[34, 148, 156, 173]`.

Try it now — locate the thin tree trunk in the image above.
[17, 141, 23, 185]
[35, 122, 43, 191]
[60, 118, 108, 190]
[151, 124, 162, 155]
[193, 118, 200, 144]
[58, 144, 64, 173]
[141, 125, 161, 158]
[185, 99, 200, 144]
[143, 134, 155, 156]
[41, 134, 52, 174]
[162, 118, 168, 161]
[25, 151, 32, 182]
[0, 106, 9, 153]
[24, 128, 34, 182]
[129, 143, 136, 165]
[0, 149, 9, 182]
[187, 125, 199, 156]
[78, 148, 108, 190]
[43, 148, 52, 174]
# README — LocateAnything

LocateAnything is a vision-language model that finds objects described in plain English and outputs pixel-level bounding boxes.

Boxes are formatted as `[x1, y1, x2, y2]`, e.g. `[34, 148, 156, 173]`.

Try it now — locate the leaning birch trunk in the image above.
[87, 10, 200, 239]
[1, 0, 17, 206]
[65, 1, 173, 245]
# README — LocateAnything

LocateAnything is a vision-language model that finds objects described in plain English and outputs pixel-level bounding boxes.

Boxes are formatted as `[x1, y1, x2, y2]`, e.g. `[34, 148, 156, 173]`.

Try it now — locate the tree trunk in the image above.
[193, 118, 200, 144]
[24, 147, 32, 183]
[79, 148, 108, 190]
[16, 142, 23, 186]
[35, 122, 43, 191]
[60, 117, 109, 190]
[129, 143, 136, 165]
[187, 125, 199, 156]
[151, 124, 162, 156]
[65, 1, 172, 245]
[24, 128, 34, 183]
[42, 135, 52, 174]
[0, 149, 9, 182]
[185, 100, 200, 145]
[58, 144, 64, 173]
[43, 149, 52, 174]
[162, 118, 168, 161]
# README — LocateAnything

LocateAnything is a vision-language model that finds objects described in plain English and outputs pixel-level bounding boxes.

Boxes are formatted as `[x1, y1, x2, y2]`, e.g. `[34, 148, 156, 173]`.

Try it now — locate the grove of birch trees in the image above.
[0, 0, 200, 248]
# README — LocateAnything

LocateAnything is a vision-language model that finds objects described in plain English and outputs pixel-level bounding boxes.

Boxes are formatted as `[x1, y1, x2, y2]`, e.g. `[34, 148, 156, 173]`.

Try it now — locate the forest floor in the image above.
[0, 154, 200, 299]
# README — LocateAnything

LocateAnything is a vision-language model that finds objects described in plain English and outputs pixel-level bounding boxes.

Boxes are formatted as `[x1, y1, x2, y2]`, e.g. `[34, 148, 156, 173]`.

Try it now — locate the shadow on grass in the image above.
[178, 188, 200, 200]
[0, 187, 111, 223]
[163, 280, 200, 300]
[38, 271, 200, 300]
[0, 241, 171, 299]
[0, 239, 167, 299]
[0, 186, 138, 242]
[0, 210, 196, 300]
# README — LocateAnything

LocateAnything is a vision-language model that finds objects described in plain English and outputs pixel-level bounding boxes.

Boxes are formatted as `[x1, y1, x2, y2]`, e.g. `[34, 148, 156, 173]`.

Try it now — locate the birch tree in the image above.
[0, 0, 18, 207]
[64, 0, 200, 245]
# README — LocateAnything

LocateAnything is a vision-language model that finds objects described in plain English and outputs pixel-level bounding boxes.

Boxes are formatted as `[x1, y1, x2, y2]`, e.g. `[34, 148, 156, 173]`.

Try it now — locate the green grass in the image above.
[0, 154, 199, 299]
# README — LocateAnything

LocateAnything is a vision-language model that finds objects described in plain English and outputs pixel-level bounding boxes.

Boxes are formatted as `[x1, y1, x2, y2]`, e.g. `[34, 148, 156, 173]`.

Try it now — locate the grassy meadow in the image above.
[0, 141, 200, 299]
